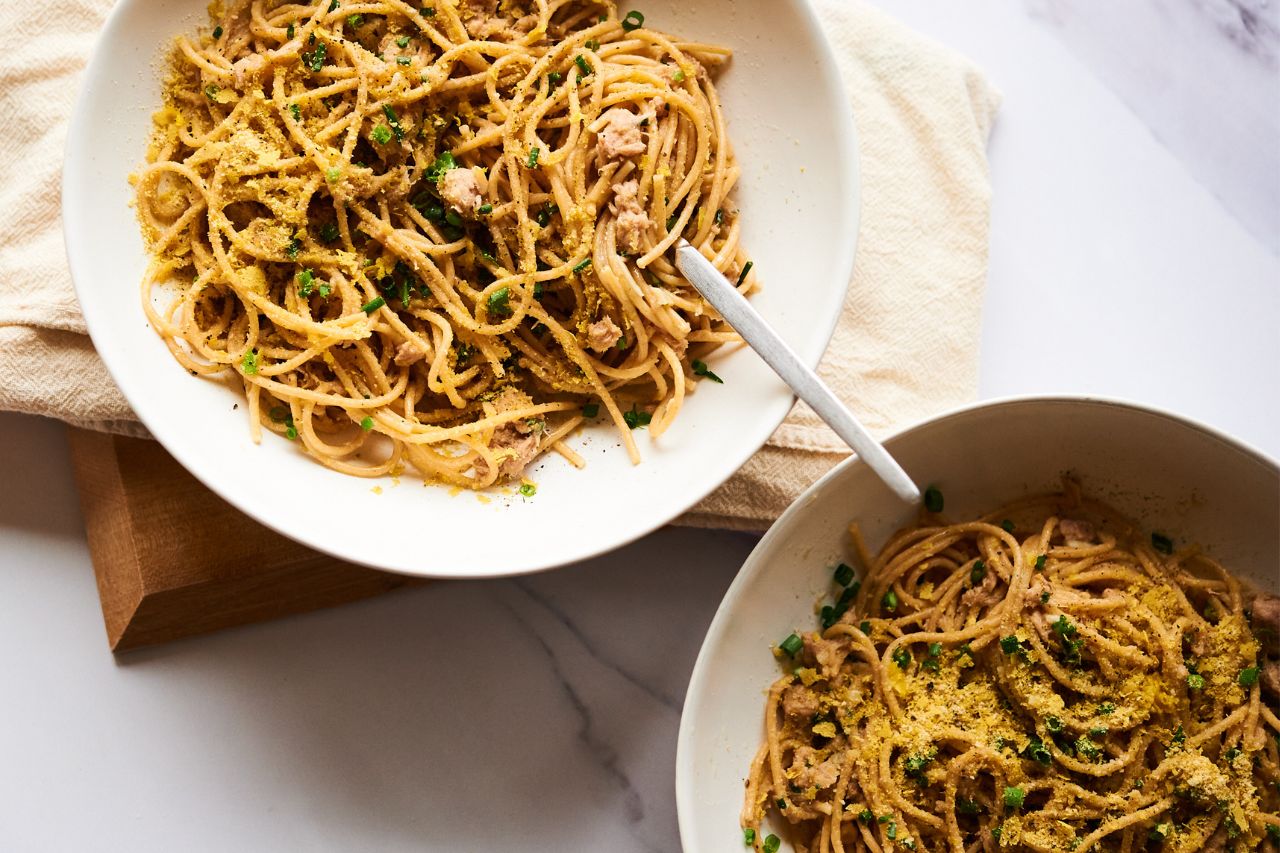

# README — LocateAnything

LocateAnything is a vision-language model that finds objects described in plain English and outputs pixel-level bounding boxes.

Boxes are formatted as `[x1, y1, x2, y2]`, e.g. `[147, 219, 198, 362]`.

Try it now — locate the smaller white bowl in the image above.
[676, 396, 1279, 852]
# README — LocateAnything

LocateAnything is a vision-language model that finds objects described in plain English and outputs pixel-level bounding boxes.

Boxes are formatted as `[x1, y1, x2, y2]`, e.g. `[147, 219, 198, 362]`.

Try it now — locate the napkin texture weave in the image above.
[0, 0, 999, 529]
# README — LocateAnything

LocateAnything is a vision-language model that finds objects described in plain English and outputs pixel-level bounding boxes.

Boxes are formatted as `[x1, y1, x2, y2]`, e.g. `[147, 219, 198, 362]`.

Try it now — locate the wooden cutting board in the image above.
[67, 428, 421, 652]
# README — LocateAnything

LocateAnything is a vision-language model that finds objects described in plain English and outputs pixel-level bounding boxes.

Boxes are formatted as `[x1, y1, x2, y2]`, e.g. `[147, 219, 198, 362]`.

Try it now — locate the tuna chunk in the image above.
[231, 53, 267, 89]
[609, 180, 649, 254]
[598, 108, 646, 159]
[394, 340, 426, 366]
[789, 746, 841, 791]
[586, 316, 622, 353]
[1250, 593, 1280, 655]
[438, 167, 484, 214]
[781, 683, 819, 722]
[1260, 659, 1280, 700]
[473, 388, 545, 482]
[1058, 518, 1095, 544]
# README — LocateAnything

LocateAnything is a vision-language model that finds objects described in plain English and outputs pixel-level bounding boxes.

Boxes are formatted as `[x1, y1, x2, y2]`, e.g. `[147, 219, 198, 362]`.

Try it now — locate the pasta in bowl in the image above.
[136, 0, 756, 489]
[677, 397, 1280, 853]
[63, 0, 858, 576]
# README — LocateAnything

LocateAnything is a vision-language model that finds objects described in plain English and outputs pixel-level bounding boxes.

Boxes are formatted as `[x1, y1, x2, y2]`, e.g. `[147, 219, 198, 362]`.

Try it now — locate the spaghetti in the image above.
[745, 485, 1280, 853]
[135, 0, 752, 488]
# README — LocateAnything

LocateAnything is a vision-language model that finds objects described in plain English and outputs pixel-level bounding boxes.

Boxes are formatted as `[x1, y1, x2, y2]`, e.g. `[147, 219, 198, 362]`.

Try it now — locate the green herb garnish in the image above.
[692, 360, 723, 383]
[361, 296, 385, 314]
[621, 10, 645, 31]
[923, 485, 944, 513]
[778, 633, 803, 657]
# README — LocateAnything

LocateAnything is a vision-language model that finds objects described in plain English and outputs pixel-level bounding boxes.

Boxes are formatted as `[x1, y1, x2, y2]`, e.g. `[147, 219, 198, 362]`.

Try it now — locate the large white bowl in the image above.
[677, 396, 1280, 852]
[62, 1, 858, 577]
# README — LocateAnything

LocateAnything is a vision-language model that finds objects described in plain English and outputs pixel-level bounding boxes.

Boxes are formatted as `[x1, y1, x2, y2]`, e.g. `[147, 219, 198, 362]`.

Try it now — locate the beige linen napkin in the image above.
[0, 0, 998, 528]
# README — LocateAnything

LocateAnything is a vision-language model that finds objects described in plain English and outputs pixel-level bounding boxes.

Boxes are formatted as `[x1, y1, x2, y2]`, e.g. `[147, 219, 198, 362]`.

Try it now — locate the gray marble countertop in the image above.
[1, 1, 1277, 850]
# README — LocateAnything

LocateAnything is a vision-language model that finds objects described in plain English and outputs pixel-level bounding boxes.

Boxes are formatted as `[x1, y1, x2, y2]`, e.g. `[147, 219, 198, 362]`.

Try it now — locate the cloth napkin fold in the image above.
[682, 0, 1000, 529]
[0, 0, 999, 529]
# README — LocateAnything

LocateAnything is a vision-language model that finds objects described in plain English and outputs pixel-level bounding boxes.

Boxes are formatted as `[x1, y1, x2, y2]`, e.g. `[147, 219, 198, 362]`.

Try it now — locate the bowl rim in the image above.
[60, 0, 862, 579]
[674, 392, 1280, 849]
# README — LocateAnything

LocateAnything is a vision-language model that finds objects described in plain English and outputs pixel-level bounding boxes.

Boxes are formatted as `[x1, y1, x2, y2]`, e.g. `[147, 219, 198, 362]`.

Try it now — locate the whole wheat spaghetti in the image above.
[136, 0, 752, 488]
[745, 484, 1280, 853]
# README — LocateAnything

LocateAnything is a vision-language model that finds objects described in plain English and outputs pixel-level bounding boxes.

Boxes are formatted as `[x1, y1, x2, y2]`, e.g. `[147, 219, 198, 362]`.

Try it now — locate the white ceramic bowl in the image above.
[62, 1, 858, 577]
[676, 396, 1280, 852]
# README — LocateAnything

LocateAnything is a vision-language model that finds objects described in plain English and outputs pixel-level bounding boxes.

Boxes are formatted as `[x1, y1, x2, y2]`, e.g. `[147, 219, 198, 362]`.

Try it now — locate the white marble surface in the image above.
[1, 2, 1278, 851]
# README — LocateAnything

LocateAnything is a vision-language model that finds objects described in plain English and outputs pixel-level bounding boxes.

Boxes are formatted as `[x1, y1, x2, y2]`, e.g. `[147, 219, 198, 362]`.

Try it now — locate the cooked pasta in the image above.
[745, 484, 1280, 853]
[135, 0, 753, 488]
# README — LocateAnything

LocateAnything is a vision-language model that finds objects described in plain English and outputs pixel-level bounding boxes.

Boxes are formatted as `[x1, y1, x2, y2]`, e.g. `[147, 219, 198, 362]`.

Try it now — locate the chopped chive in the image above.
[999, 635, 1021, 655]
[735, 260, 753, 287]
[422, 6, 435, 16]
[969, 559, 986, 586]
[1001, 519, 1015, 533]
[519, 482, 537, 497]
[396, 56, 411, 66]
[923, 485, 944, 513]
[535, 202, 557, 228]
[325, 166, 342, 182]
[303, 41, 327, 73]
[286, 22, 295, 39]
[582, 403, 600, 418]
[891, 646, 911, 669]
[382, 104, 405, 141]
[859, 620, 872, 635]
[346, 13, 363, 27]
[212, 25, 223, 39]
[762, 835, 780, 853]
[692, 360, 723, 383]
[834, 563, 855, 587]
[477, 203, 493, 215]
[328, 0, 338, 11]
[487, 286, 511, 316]
[585, 38, 600, 50]
[371, 124, 392, 144]
[1239, 666, 1260, 687]
[285, 425, 298, 440]
[240, 349, 259, 375]
[296, 268, 316, 296]
[1151, 532, 1173, 554]
[882, 589, 898, 612]
[1034, 554, 1047, 570]
[527, 147, 540, 168]
[204, 84, 220, 101]
[778, 633, 803, 657]
[319, 222, 340, 242]
[289, 102, 301, 121]
[622, 405, 651, 429]
[396, 35, 410, 47]
[1002, 786, 1025, 810]
[445, 209, 463, 227]
[1187, 672, 1205, 690]
[285, 235, 301, 260]
[572, 257, 592, 273]
[547, 71, 563, 87]
[673, 68, 686, 83]
[621, 10, 645, 31]
[360, 416, 374, 431]
[361, 296, 385, 313]
[742, 828, 755, 846]
[575, 54, 591, 78]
